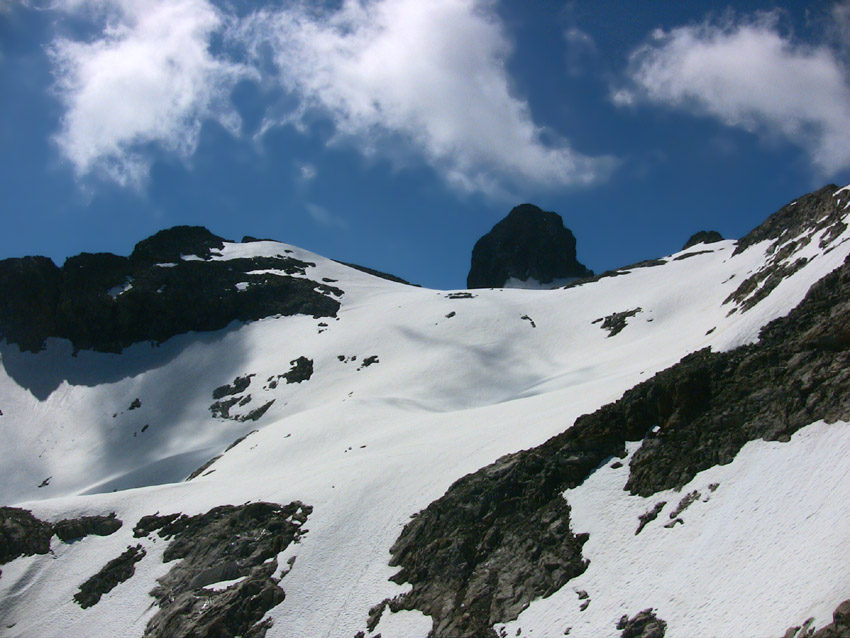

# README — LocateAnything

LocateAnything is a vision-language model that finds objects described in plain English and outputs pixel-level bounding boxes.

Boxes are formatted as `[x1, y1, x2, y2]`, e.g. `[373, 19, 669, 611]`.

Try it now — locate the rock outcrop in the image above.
[682, 230, 723, 250]
[467, 204, 592, 289]
[135, 501, 312, 638]
[382, 248, 850, 637]
[0, 226, 342, 353]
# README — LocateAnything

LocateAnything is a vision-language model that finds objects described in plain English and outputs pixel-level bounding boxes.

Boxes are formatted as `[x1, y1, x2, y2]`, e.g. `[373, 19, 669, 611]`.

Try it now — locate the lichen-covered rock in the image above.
[467, 204, 592, 289]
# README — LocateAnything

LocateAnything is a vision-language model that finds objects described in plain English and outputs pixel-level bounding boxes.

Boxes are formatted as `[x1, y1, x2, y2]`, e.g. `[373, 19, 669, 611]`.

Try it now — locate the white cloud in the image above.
[306, 202, 348, 229]
[563, 26, 597, 76]
[298, 162, 317, 181]
[618, 11, 850, 175]
[235, 0, 611, 195]
[49, 0, 252, 187]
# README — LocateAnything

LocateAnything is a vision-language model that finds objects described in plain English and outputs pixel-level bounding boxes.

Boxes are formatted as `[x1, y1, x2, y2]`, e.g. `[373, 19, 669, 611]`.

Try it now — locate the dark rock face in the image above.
[786, 598, 850, 637]
[381, 249, 850, 637]
[735, 184, 848, 254]
[282, 356, 313, 384]
[724, 186, 849, 315]
[54, 513, 122, 542]
[134, 501, 311, 638]
[386, 437, 593, 636]
[467, 204, 592, 289]
[0, 507, 54, 568]
[0, 226, 342, 353]
[617, 609, 667, 638]
[0, 256, 62, 353]
[593, 308, 643, 337]
[682, 231, 723, 250]
[74, 544, 146, 608]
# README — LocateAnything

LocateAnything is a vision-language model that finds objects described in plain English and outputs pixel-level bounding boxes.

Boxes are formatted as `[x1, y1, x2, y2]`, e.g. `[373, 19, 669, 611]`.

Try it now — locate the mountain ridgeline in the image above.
[1, 183, 850, 638]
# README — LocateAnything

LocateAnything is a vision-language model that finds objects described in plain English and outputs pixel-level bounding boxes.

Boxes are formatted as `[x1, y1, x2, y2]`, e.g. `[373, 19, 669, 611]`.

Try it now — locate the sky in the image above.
[2, 0, 850, 290]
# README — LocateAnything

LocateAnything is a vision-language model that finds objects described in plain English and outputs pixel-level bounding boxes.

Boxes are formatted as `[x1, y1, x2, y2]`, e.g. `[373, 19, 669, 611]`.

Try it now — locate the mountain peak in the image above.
[467, 204, 592, 289]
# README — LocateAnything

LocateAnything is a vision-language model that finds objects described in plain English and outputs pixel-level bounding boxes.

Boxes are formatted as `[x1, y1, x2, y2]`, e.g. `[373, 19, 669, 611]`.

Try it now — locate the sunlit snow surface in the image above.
[2, 220, 850, 637]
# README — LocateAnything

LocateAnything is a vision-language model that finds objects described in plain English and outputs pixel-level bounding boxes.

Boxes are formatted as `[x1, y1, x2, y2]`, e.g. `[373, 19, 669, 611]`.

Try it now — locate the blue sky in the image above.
[2, 0, 850, 289]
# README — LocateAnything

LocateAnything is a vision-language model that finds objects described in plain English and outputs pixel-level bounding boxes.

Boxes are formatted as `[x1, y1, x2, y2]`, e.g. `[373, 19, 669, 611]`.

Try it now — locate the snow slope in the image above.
[2, 193, 850, 637]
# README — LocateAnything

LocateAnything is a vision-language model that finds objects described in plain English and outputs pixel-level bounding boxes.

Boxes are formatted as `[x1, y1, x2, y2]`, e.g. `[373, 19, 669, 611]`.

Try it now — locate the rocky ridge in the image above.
[0, 226, 342, 353]
[378, 193, 850, 637]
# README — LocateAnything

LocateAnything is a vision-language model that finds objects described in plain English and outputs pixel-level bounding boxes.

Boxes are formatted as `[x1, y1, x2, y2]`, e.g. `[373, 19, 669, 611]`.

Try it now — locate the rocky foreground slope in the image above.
[1, 184, 850, 638]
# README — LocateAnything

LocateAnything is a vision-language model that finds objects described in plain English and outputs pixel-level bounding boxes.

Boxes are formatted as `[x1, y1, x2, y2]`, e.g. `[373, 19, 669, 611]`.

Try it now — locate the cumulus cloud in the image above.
[617, 11, 850, 174]
[235, 0, 610, 195]
[49, 0, 251, 187]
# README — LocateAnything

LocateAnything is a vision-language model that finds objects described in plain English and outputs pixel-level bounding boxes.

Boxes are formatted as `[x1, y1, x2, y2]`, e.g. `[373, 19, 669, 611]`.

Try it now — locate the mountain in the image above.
[1, 183, 850, 638]
[467, 204, 592, 289]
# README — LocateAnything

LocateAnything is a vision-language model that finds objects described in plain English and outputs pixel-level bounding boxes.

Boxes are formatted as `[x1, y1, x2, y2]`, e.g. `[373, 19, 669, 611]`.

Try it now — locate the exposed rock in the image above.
[617, 608, 667, 638]
[241, 400, 275, 422]
[593, 308, 642, 337]
[668, 491, 700, 520]
[468, 204, 592, 289]
[213, 375, 254, 400]
[210, 396, 242, 420]
[0, 507, 54, 568]
[387, 443, 591, 636]
[0, 256, 62, 353]
[735, 185, 847, 254]
[130, 226, 225, 264]
[673, 250, 713, 261]
[682, 231, 723, 250]
[54, 513, 122, 542]
[136, 501, 311, 638]
[133, 513, 182, 538]
[635, 502, 666, 535]
[562, 259, 664, 291]
[726, 185, 849, 314]
[73, 545, 145, 608]
[792, 598, 850, 637]
[521, 315, 536, 328]
[283, 357, 314, 384]
[380, 251, 850, 638]
[358, 355, 379, 370]
[0, 226, 342, 353]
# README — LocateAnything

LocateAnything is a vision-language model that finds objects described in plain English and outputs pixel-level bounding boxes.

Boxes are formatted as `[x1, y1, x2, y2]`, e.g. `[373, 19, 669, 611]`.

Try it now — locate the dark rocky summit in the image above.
[682, 230, 723, 250]
[380, 248, 850, 636]
[0, 226, 342, 353]
[467, 204, 592, 288]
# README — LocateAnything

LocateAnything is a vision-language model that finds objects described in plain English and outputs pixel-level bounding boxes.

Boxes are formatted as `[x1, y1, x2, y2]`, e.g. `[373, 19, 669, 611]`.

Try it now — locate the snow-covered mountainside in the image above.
[2, 183, 850, 638]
